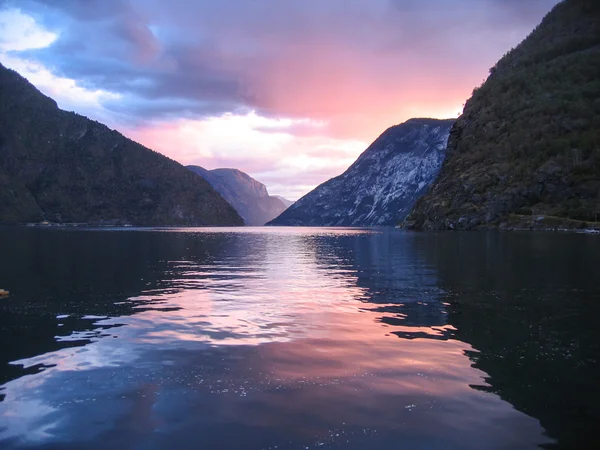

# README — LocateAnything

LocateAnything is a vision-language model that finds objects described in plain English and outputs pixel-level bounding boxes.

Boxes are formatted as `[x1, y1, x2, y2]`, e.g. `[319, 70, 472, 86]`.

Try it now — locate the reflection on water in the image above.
[0, 227, 598, 449]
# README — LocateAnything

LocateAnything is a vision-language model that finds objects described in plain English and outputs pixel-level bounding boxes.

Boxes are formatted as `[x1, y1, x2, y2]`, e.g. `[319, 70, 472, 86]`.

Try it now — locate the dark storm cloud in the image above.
[8, 0, 560, 127]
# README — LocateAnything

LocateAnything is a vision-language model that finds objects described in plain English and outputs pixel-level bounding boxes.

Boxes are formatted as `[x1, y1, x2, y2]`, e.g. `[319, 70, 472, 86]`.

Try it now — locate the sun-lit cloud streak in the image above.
[127, 114, 365, 199]
[0, 7, 56, 51]
[0, 0, 560, 199]
[0, 7, 122, 125]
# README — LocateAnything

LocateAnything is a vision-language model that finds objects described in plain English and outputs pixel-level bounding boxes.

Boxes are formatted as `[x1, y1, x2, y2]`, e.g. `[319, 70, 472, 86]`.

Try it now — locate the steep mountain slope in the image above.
[0, 63, 243, 226]
[268, 118, 454, 226]
[406, 0, 600, 230]
[273, 196, 294, 208]
[187, 166, 288, 225]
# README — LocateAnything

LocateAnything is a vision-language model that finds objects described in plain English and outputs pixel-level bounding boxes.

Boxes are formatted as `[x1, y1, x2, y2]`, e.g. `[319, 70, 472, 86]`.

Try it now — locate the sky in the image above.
[0, 0, 559, 200]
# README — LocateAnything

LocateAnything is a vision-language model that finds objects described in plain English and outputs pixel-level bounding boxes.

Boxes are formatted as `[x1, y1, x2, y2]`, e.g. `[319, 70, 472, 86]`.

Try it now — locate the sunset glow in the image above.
[0, 0, 559, 198]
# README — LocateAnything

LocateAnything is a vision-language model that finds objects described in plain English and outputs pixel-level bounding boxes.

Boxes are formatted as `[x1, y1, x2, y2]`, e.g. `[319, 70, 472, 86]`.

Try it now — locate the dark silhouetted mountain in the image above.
[0, 63, 243, 226]
[406, 0, 600, 231]
[267, 118, 454, 226]
[187, 166, 288, 226]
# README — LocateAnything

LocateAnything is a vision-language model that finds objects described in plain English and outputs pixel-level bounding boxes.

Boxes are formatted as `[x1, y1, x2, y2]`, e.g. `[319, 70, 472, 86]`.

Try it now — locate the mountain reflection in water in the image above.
[0, 227, 598, 449]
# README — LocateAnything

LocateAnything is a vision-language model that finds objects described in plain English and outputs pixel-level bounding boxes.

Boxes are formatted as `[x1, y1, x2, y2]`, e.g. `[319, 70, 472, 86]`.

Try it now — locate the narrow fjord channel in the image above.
[0, 227, 598, 449]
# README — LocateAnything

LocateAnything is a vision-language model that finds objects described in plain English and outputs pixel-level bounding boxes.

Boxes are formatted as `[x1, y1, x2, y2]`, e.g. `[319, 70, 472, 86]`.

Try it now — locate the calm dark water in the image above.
[0, 227, 599, 450]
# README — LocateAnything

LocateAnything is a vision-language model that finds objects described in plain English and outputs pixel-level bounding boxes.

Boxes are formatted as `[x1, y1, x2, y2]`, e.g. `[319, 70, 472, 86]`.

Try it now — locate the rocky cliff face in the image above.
[0, 63, 243, 226]
[187, 166, 288, 226]
[268, 118, 454, 226]
[405, 0, 600, 231]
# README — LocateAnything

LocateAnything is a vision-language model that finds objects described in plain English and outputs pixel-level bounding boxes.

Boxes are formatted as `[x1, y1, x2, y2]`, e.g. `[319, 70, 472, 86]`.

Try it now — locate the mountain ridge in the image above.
[268, 118, 454, 226]
[405, 0, 600, 230]
[0, 63, 243, 226]
[187, 166, 288, 226]
[273, 195, 294, 208]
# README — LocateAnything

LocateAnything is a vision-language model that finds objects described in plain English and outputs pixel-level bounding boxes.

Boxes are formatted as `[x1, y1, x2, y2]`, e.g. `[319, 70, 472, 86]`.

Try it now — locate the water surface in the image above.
[0, 227, 598, 449]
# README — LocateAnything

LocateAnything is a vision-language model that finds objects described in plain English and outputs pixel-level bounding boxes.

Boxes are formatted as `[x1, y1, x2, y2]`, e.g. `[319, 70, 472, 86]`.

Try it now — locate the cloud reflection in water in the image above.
[0, 228, 552, 449]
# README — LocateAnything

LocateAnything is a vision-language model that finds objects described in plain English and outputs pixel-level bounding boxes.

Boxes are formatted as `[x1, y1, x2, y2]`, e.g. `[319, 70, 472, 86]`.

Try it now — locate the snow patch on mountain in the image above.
[268, 118, 454, 226]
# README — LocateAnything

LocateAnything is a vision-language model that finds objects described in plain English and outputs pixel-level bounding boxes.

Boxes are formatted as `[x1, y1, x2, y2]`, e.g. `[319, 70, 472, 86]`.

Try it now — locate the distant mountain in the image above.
[273, 195, 294, 208]
[268, 118, 454, 226]
[0, 63, 243, 226]
[187, 166, 288, 226]
[406, 0, 600, 231]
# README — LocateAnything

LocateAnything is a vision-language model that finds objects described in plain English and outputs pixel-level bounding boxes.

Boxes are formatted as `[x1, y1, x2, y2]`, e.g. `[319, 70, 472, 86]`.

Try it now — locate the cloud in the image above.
[0, 7, 121, 124]
[125, 113, 365, 199]
[0, 0, 560, 198]
[0, 7, 57, 51]
[11, 0, 560, 133]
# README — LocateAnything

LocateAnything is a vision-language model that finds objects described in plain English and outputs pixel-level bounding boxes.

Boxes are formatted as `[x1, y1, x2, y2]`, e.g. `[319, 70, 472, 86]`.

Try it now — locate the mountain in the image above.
[405, 0, 600, 231]
[187, 166, 288, 226]
[273, 195, 294, 208]
[0, 63, 243, 226]
[267, 118, 454, 226]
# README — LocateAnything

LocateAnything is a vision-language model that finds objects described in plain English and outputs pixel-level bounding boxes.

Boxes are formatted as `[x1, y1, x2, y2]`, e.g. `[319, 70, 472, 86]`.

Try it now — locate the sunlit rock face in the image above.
[268, 118, 454, 226]
[188, 166, 288, 226]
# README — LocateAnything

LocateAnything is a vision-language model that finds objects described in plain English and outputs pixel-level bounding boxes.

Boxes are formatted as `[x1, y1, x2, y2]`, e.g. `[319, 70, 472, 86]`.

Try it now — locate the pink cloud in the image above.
[125, 114, 366, 200]
[7, 0, 559, 198]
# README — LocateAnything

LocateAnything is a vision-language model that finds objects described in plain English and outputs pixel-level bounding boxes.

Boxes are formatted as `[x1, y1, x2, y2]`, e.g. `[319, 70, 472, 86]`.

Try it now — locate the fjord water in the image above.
[0, 228, 598, 449]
